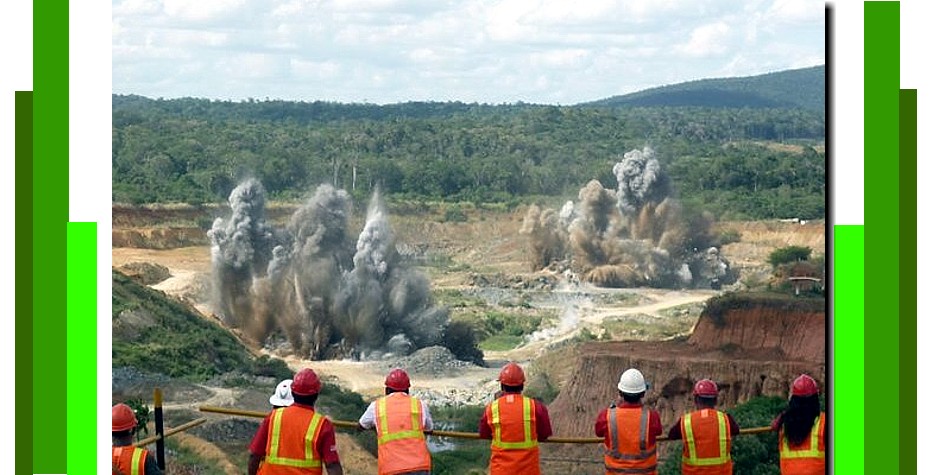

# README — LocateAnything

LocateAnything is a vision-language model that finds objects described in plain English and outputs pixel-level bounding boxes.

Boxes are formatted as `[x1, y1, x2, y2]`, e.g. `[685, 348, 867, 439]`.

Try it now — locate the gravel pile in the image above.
[112, 366, 211, 402]
[117, 262, 171, 285]
[381, 346, 476, 377]
[412, 381, 502, 407]
[192, 418, 261, 443]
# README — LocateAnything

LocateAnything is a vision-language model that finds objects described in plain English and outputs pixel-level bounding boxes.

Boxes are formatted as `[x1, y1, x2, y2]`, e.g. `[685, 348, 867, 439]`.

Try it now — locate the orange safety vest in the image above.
[604, 406, 658, 475]
[112, 446, 148, 475]
[779, 413, 826, 475]
[679, 408, 733, 475]
[374, 392, 432, 475]
[485, 393, 541, 475]
[263, 406, 326, 475]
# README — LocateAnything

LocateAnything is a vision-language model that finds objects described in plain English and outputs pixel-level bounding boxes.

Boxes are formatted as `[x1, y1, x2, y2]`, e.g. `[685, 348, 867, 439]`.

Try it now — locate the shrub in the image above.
[767, 246, 812, 267]
[443, 320, 485, 365]
[443, 205, 468, 222]
[124, 398, 151, 440]
[660, 396, 787, 474]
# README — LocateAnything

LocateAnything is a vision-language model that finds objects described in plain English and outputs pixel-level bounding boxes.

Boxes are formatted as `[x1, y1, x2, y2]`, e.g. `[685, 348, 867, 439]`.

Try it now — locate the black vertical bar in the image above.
[154, 388, 166, 469]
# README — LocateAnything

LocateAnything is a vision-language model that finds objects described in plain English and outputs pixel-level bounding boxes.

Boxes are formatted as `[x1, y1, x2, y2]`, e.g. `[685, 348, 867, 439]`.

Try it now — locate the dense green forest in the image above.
[588, 65, 824, 111]
[113, 68, 825, 220]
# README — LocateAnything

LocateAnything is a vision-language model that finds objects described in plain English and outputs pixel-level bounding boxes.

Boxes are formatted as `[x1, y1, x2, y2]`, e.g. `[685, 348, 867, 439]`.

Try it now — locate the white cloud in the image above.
[163, 0, 250, 23]
[290, 58, 341, 79]
[529, 48, 589, 68]
[112, 0, 825, 104]
[220, 53, 287, 79]
[113, 0, 162, 16]
[677, 21, 731, 57]
[767, 0, 822, 24]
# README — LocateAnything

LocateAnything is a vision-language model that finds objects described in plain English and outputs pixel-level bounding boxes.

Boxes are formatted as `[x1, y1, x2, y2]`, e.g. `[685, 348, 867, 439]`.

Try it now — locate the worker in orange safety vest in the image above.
[595, 368, 662, 475]
[112, 403, 164, 475]
[479, 362, 553, 475]
[667, 379, 740, 475]
[357, 368, 434, 475]
[248, 368, 344, 475]
[772, 374, 826, 475]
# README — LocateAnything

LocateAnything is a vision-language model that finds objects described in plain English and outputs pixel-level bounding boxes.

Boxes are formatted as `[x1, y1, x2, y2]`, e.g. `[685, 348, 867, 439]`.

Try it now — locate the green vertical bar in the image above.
[67, 223, 97, 475]
[15, 92, 35, 475]
[864, 2, 899, 475]
[834, 225, 864, 475]
[33, 0, 69, 472]
[899, 89, 916, 474]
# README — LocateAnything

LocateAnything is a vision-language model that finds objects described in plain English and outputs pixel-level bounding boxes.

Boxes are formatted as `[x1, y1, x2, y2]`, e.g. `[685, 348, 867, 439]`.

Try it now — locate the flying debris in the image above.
[209, 181, 448, 359]
[520, 148, 735, 289]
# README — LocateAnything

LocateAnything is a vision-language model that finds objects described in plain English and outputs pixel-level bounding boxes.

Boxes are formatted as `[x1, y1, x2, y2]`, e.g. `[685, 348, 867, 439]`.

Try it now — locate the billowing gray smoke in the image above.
[613, 147, 671, 216]
[209, 181, 448, 359]
[521, 148, 734, 289]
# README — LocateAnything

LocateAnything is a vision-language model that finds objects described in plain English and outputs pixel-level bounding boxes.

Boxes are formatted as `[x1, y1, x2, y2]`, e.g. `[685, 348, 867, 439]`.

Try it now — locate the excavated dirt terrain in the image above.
[112, 203, 826, 472]
[548, 304, 826, 437]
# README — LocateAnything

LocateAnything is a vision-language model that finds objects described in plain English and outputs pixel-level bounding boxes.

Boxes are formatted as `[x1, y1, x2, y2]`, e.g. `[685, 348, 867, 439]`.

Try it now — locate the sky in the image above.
[112, 0, 825, 105]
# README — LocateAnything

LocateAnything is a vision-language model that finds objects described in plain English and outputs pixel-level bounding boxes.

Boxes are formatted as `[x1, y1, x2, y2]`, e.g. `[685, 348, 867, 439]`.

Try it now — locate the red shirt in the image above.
[478, 393, 554, 441]
[594, 401, 663, 445]
[248, 403, 340, 465]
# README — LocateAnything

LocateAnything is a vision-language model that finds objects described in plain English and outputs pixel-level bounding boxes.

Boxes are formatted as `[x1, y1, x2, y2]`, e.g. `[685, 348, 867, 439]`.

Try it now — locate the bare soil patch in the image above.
[112, 205, 825, 470]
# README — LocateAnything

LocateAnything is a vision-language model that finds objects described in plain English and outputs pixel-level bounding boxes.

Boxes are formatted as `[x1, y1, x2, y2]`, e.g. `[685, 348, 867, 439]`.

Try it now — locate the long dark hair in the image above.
[781, 394, 820, 446]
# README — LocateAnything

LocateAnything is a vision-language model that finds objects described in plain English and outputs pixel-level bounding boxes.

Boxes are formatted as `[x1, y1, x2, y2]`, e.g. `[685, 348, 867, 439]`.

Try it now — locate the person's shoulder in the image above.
[314, 411, 335, 428]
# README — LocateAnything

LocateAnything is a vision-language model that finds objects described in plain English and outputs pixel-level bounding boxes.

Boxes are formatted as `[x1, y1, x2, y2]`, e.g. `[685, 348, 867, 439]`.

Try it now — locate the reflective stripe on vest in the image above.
[267, 407, 325, 469]
[491, 395, 537, 450]
[112, 446, 147, 475]
[375, 393, 432, 474]
[606, 407, 656, 460]
[682, 410, 731, 466]
[376, 395, 424, 444]
[780, 414, 825, 459]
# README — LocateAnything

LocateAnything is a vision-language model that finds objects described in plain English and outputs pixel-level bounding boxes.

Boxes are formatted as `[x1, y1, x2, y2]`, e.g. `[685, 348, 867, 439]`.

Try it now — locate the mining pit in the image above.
[112, 202, 825, 474]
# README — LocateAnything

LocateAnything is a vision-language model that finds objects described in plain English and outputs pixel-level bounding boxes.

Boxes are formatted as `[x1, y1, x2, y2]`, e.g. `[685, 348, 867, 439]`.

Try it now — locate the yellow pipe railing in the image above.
[198, 405, 773, 444]
[135, 418, 208, 447]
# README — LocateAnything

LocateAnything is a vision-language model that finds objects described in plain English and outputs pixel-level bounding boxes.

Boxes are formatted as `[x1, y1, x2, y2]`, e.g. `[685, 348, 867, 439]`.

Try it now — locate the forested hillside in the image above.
[588, 65, 824, 111]
[112, 68, 825, 220]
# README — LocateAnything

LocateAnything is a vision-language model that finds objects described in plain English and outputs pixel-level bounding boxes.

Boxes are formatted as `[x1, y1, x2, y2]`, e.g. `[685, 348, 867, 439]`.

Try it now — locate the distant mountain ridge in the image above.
[585, 65, 824, 111]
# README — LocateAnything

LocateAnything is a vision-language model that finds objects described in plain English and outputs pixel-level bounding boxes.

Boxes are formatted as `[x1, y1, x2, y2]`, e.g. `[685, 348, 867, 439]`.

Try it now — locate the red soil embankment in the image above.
[548, 295, 826, 438]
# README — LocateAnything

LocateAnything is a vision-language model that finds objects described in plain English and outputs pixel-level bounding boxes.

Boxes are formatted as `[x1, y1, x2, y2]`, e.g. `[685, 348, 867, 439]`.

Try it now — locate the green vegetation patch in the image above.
[658, 396, 788, 475]
[112, 93, 824, 220]
[432, 288, 487, 308]
[700, 291, 825, 327]
[428, 405, 490, 475]
[478, 334, 524, 351]
[112, 270, 292, 381]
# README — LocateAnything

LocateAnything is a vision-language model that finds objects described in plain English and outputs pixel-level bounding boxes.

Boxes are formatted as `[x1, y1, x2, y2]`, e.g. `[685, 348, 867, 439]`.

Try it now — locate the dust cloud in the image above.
[521, 147, 734, 289]
[209, 180, 447, 359]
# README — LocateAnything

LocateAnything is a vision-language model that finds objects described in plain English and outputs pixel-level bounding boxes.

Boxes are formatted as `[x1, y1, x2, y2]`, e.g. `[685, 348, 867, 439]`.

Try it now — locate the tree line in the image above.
[112, 95, 825, 220]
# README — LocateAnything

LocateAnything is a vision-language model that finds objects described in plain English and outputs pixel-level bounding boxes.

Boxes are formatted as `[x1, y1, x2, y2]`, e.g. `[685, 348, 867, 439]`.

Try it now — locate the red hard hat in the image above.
[693, 379, 719, 397]
[791, 374, 819, 397]
[112, 403, 138, 432]
[385, 368, 411, 391]
[498, 362, 526, 386]
[291, 368, 322, 396]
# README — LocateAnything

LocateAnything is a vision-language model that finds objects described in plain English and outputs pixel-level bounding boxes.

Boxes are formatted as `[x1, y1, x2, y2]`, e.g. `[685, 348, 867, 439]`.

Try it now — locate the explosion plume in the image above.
[520, 147, 734, 289]
[209, 181, 448, 359]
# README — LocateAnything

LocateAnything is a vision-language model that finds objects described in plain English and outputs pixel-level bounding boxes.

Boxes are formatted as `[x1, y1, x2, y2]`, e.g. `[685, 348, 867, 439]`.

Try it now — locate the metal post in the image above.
[154, 388, 166, 470]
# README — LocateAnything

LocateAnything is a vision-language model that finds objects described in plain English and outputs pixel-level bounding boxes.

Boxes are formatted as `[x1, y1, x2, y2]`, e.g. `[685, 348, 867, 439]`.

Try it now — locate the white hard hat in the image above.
[618, 369, 647, 394]
[269, 379, 294, 406]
